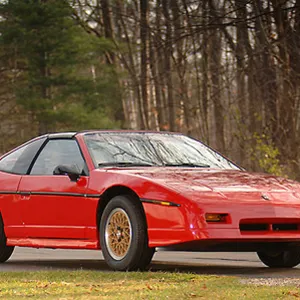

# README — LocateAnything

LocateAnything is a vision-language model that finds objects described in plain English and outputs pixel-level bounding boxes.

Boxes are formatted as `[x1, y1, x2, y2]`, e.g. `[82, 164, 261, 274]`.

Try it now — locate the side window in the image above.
[30, 139, 86, 176]
[0, 138, 46, 175]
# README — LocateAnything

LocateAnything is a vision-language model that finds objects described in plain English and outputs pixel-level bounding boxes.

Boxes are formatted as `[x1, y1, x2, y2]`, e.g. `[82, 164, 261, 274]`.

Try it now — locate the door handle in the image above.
[19, 191, 31, 199]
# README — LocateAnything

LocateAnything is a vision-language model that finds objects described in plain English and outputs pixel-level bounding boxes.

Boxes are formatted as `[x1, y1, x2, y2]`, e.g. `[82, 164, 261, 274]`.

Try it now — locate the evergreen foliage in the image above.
[0, 0, 121, 135]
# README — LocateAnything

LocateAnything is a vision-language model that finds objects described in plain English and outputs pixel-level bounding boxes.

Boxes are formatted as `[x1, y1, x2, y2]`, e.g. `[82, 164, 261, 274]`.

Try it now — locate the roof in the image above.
[76, 130, 180, 136]
[40, 130, 182, 139]
[48, 132, 77, 139]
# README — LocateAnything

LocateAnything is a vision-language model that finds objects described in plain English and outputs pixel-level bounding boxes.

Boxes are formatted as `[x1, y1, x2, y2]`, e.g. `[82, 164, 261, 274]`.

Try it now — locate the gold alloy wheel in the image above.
[105, 208, 132, 260]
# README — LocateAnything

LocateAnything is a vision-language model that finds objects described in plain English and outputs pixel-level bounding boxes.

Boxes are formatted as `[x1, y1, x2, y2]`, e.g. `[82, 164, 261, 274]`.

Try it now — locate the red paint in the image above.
[0, 172, 23, 238]
[18, 175, 98, 239]
[6, 238, 98, 249]
[1, 131, 300, 252]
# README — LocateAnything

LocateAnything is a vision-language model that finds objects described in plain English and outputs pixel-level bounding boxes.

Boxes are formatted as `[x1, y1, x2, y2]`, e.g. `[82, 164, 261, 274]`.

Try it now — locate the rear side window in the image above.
[0, 138, 46, 175]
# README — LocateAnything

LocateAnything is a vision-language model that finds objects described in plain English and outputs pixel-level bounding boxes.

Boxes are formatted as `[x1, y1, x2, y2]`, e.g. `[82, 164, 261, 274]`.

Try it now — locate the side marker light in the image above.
[205, 213, 228, 222]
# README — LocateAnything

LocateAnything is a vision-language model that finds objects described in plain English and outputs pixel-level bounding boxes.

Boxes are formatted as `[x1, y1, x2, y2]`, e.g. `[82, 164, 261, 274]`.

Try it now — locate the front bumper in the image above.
[146, 199, 300, 249]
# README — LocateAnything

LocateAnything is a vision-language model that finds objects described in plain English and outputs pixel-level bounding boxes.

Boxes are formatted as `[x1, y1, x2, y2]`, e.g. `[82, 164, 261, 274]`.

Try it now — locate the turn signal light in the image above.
[205, 213, 228, 223]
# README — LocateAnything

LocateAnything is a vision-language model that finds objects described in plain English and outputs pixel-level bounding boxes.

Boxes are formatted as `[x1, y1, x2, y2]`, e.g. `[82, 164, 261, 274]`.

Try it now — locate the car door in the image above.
[18, 138, 93, 239]
[0, 137, 46, 239]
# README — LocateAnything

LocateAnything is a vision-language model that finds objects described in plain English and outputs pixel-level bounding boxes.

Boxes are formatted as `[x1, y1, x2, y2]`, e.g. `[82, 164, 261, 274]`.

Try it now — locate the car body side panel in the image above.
[141, 203, 194, 247]
[87, 169, 195, 247]
[0, 172, 24, 238]
[18, 175, 99, 240]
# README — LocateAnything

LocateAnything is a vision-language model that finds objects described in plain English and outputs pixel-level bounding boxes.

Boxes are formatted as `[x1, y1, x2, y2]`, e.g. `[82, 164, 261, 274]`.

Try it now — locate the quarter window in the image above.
[30, 139, 86, 176]
[0, 138, 46, 175]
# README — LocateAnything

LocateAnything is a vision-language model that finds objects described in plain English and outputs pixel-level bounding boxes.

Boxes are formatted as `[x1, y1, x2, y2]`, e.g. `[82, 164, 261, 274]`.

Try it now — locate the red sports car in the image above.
[1, 131, 300, 270]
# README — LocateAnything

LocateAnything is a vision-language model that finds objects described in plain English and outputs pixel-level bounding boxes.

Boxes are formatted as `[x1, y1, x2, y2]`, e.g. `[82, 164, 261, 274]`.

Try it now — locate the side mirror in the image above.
[53, 164, 81, 182]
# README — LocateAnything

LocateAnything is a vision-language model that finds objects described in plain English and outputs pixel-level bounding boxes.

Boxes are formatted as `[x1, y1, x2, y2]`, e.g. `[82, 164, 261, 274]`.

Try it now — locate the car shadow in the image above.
[150, 261, 300, 277]
[4, 259, 300, 278]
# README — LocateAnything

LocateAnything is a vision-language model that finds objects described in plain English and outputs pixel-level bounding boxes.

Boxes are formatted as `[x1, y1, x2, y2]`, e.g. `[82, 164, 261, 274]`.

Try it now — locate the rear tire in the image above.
[100, 195, 154, 271]
[257, 248, 300, 268]
[0, 217, 14, 263]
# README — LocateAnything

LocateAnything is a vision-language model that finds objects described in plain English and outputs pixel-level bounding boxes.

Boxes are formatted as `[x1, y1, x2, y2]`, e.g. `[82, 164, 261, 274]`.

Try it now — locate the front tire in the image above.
[257, 248, 300, 268]
[100, 195, 154, 271]
[0, 217, 14, 263]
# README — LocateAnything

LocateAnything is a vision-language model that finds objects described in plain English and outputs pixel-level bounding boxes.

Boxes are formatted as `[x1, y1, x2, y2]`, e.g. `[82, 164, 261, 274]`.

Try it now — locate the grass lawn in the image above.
[0, 270, 299, 299]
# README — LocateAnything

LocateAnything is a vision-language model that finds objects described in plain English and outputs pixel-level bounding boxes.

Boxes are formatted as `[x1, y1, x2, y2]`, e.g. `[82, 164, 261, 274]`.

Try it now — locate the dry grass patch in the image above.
[0, 271, 299, 299]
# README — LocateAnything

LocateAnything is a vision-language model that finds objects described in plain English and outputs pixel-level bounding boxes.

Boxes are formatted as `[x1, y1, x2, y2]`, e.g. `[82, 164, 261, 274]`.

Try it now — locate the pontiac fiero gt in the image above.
[1, 131, 300, 270]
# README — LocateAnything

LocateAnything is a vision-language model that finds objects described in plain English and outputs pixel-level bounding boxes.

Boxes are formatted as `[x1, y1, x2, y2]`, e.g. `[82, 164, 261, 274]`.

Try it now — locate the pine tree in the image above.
[0, 0, 122, 135]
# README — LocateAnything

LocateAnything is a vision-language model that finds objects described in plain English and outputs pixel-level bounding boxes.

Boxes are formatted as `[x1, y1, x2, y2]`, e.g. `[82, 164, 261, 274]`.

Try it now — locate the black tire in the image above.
[136, 246, 155, 271]
[100, 195, 154, 271]
[257, 248, 300, 268]
[0, 217, 14, 263]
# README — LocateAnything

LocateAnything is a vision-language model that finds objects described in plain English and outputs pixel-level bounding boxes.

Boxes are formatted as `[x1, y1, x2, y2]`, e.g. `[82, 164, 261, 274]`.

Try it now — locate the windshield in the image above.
[84, 132, 240, 170]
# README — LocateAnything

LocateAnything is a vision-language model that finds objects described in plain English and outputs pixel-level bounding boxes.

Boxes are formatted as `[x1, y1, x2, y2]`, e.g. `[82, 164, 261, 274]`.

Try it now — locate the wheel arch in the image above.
[96, 185, 147, 230]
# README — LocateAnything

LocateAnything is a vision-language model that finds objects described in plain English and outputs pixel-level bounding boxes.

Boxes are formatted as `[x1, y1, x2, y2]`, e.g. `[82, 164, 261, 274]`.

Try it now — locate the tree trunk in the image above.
[140, 0, 149, 129]
[208, 1, 225, 153]
[253, 0, 278, 142]
[100, 0, 115, 64]
[162, 0, 175, 131]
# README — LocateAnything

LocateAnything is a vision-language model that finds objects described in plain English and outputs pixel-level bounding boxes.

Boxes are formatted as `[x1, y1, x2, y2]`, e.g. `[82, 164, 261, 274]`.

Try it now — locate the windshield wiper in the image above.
[164, 163, 210, 168]
[98, 162, 154, 167]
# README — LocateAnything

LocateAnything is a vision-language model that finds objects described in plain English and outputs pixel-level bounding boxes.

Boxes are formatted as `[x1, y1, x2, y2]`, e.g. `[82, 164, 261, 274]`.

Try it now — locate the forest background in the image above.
[0, 0, 299, 179]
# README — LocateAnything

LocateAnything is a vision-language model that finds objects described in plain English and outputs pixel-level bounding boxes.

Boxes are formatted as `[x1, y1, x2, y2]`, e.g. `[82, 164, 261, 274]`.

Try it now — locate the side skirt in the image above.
[7, 238, 100, 250]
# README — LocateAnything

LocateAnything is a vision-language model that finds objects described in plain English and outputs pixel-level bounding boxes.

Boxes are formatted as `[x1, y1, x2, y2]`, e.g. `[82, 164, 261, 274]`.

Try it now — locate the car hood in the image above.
[115, 168, 300, 201]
